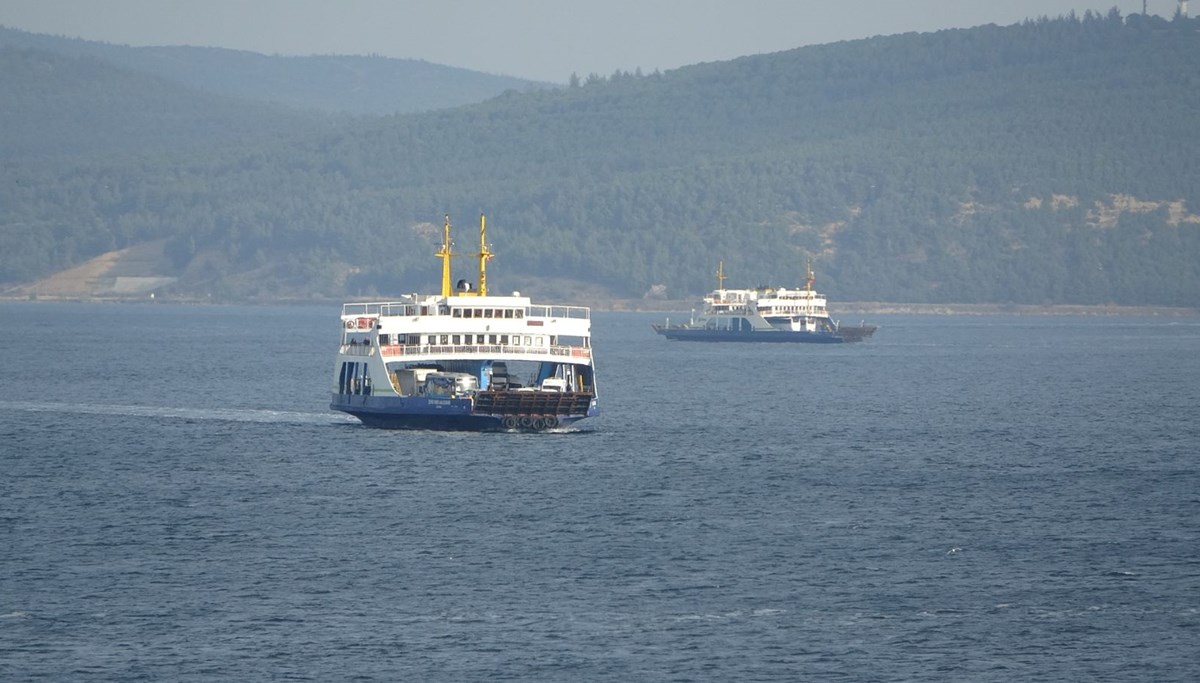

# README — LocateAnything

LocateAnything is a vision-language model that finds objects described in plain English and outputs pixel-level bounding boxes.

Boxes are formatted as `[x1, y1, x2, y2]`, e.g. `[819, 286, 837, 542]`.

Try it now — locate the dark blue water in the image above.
[2, 302, 1198, 681]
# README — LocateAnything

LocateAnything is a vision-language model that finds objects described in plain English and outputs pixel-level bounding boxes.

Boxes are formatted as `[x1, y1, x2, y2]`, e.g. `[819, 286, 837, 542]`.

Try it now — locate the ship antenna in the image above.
[716, 260, 727, 290]
[437, 214, 454, 297]
[805, 258, 815, 292]
[477, 213, 493, 296]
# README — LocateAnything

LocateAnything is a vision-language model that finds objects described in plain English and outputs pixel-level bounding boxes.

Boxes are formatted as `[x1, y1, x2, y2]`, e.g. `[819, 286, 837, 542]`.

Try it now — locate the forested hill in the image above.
[0, 25, 553, 115]
[2, 12, 1199, 306]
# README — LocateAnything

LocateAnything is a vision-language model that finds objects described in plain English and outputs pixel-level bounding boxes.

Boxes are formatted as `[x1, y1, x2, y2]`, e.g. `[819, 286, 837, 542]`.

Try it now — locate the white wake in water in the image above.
[0, 400, 356, 425]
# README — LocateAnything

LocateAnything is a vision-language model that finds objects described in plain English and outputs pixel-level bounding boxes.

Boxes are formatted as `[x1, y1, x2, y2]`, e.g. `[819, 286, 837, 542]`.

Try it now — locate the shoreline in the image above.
[3, 294, 1197, 317]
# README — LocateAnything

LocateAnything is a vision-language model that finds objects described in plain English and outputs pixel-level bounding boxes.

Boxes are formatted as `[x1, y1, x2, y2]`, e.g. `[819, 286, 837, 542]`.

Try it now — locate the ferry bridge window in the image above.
[484, 309, 494, 318]
[524, 336, 532, 346]
[440, 335, 449, 344]
[453, 309, 462, 318]
[504, 309, 513, 318]
[500, 335, 509, 345]
[452, 334, 461, 344]
[379, 334, 390, 346]
[489, 334, 498, 344]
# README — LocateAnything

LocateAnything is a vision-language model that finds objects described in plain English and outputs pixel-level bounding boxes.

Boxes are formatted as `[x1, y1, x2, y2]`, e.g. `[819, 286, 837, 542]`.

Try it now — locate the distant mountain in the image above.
[0, 25, 555, 115]
[0, 46, 335, 158]
[2, 12, 1198, 306]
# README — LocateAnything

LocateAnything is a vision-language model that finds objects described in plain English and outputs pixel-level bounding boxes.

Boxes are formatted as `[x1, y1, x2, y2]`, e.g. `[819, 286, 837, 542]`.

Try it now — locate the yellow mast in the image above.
[716, 260, 727, 290]
[437, 214, 453, 297]
[476, 213, 493, 296]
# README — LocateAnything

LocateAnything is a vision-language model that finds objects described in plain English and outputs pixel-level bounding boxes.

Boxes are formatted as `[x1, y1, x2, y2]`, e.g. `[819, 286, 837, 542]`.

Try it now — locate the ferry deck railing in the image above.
[339, 342, 592, 360]
[341, 301, 590, 320]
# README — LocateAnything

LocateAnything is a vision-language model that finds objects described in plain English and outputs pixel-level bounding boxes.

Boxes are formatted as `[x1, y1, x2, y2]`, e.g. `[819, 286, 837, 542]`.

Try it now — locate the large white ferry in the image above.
[331, 215, 598, 431]
[653, 261, 876, 343]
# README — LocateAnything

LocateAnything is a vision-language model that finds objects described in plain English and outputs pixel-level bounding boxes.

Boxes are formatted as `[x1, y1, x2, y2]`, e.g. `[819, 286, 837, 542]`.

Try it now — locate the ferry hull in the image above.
[331, 393, 597, 431]
[652, 325, 845, 343]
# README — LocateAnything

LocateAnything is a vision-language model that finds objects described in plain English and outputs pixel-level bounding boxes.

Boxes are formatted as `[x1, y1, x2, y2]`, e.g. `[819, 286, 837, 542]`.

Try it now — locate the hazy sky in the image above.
[0, 1, 1176, 82]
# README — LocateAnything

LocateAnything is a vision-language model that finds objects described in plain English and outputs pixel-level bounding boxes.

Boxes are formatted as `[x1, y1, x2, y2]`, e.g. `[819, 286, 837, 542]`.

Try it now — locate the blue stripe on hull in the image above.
[330, 394, 594, 431]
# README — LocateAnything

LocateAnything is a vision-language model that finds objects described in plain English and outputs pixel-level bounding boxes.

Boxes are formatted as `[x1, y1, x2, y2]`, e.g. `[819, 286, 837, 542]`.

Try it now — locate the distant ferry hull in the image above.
[652, 325, 846, 343]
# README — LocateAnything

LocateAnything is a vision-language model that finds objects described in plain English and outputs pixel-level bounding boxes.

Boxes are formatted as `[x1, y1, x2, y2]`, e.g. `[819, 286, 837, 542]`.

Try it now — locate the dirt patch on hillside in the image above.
[3, 239, 175, 300]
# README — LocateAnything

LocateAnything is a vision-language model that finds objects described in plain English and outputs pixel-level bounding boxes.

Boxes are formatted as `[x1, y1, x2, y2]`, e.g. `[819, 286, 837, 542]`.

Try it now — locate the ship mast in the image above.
[476, 213, 493, 296]
[716, 260, 727, 290]
[805, 259, 816, 314]
[437, 214, 454, 297]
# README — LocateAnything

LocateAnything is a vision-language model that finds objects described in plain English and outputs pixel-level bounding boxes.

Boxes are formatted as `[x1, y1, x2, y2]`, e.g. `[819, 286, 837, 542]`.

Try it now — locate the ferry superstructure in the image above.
[653, 261, 876, 343]
[331, 215, 598, 431]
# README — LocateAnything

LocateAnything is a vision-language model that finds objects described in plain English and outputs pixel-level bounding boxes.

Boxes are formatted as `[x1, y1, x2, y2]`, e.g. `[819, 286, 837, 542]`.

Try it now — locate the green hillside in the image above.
[2, 12, 1198, 305]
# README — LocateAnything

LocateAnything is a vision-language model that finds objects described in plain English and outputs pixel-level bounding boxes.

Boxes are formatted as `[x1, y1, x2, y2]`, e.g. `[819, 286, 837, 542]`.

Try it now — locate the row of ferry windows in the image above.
[380, 333, 549, 347]
[451, 308, 523, 319]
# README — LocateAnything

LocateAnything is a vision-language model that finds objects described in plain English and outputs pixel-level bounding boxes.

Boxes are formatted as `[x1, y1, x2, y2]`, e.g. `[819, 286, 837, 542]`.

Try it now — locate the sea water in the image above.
[1, 302, 1198, 681]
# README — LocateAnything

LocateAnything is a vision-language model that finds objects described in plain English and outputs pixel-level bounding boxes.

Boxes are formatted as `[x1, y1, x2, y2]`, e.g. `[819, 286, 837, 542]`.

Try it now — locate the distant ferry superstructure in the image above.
[653, 261, 876, 343]
[331, 215, 598, 431]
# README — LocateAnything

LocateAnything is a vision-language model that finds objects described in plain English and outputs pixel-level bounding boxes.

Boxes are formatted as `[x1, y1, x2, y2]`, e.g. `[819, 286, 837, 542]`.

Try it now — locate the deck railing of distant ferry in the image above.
[340, 342, 592, 360]
[341, 301, 590, 320]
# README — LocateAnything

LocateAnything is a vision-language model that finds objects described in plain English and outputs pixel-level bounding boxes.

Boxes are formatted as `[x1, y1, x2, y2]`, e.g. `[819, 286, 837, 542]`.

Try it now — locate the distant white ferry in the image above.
[653, 261, 876, 343]
[331, 215, 598, 431]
